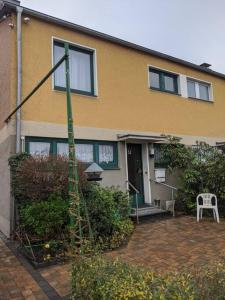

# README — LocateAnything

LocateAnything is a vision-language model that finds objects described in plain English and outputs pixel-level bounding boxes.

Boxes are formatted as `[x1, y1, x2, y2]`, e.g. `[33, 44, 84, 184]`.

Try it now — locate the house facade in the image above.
[1, 0, 225, 236]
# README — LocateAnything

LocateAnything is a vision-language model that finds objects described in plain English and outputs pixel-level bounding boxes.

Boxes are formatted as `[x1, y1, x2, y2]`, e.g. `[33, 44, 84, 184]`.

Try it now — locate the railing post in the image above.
[172, 189, 175, 217]
[135, 193, 139, 224]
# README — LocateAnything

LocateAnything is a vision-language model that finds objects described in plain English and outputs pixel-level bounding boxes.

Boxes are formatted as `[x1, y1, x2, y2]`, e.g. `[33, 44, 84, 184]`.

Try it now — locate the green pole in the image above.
[65, 43, 82, 250]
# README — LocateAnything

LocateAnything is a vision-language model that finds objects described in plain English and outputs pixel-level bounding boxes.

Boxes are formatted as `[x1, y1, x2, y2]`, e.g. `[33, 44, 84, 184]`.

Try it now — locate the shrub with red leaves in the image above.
[10, 154, 89, 204]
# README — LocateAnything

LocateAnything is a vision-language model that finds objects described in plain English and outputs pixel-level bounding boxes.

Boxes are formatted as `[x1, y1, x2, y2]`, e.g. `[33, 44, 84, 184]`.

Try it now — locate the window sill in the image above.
[150, 87, 181, 96]
[188, 97, 213, 103]
[101, 166, 120, 171]
[54, 86, 98, 98]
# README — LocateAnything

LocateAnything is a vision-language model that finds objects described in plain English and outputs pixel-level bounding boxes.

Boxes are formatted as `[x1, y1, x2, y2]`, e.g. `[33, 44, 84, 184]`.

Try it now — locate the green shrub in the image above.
[71, 255, 154, 300]
[161, 139, 225, 216]
[83, 184, 133, 249]
[20, 194, 69, 239]
[71, 255, 194, 300]
[71, 255, 225, 300]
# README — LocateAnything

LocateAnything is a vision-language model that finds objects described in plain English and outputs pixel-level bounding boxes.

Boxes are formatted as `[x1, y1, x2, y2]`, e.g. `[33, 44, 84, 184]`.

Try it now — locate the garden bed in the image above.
[16, 230, 68, 268]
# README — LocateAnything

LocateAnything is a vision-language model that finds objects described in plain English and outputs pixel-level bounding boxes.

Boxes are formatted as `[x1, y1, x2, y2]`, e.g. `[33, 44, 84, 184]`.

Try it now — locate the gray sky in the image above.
[21, 0, 225, 74]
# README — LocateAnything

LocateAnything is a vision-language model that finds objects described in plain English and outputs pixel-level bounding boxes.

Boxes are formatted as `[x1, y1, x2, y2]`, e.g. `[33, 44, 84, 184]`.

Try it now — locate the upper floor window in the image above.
[53, 40, 95, 96]
[149, 67, 178, 94]
[187, 79, 211, 101]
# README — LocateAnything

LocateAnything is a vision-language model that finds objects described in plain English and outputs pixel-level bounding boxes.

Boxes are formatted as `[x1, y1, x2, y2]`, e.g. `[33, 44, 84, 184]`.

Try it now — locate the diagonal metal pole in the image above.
[65, 43, 82, 250]
[5, 55, 67, 123]
[5, 45, 84, 252]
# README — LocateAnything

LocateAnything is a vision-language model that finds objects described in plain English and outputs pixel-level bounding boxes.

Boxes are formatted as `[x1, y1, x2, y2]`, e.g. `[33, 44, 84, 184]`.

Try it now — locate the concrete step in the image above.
[130, 207, 166, 217]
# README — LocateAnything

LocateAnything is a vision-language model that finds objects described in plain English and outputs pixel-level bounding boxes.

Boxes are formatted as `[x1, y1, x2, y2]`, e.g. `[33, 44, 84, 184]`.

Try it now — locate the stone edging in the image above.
[0, 231, 64, 300]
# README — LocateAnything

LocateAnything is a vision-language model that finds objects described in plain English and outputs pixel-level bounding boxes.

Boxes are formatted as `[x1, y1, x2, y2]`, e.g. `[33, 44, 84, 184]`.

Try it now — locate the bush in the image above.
[10, 154, 133, 250]
[71, 255, 154, 299]
[71, 255, 225, 300]
[72, 256, 199, 300]
[20, 194, 69, 240]
[83, 184, 133, 249]
[9, 154, 89, 204]
[161, 139, 225, 216]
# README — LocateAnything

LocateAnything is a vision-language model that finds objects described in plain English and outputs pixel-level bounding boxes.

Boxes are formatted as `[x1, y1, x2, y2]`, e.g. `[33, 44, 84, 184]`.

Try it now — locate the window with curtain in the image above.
[26, 138, 118, 169]
[75, 144, 93, 162]
[29, 142, 50, 156]
[57, 143, 94, 162]
[99, 144, 114, 163]
[57, 143, 68, 156]
[53, 41, 94, 95]
[149, 67, 178, 94]
[187, 78, 211, 101]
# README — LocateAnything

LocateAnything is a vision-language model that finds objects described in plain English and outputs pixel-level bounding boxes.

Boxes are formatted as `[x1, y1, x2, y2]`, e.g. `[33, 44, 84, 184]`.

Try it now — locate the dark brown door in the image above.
[127, 143, 144, 205]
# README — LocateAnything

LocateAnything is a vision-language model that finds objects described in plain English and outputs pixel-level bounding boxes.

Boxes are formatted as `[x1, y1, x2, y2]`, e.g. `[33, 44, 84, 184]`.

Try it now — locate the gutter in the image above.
[16, 5, 22, 153]
[2, 1, 225, 80]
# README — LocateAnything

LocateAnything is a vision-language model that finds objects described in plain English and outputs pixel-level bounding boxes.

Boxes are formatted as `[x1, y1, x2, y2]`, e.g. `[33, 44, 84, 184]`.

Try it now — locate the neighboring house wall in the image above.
[0, 17, 16, 236]
[0, 19, 12, 129]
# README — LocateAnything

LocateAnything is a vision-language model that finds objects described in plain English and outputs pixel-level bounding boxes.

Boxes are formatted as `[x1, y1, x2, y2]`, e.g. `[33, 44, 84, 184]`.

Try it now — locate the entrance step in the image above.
[130, 206, 166, 217]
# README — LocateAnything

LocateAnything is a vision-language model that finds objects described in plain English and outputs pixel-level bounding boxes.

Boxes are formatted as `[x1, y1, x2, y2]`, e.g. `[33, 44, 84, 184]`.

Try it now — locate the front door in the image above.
[127, 143, 144, 206]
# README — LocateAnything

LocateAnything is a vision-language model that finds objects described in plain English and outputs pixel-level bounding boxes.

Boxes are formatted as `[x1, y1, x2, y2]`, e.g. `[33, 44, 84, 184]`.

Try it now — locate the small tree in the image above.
[161, 138, 225, 215]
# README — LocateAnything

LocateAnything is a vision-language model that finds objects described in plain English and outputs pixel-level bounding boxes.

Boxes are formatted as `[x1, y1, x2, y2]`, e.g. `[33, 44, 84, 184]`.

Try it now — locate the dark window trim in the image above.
[53, 40, 95, 97]
[149, 67, 179, 94]
[25, 137, 118, 170]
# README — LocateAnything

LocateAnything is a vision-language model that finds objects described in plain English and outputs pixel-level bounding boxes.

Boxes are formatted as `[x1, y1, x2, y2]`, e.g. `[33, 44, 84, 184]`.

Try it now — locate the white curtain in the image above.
[54, 44, 91, 92]
[70, 49, 91, 92]
[99, 145, 113, 163]
[57, 143, 68, 156]
[29, 142, 50, 156]
[76, 144, 93, 162]
[54, 45, 66, 88]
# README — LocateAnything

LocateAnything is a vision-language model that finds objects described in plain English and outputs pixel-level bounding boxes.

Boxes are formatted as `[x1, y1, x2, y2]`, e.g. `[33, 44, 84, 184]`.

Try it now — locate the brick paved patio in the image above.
[0, 238, 48, 300]
[1, 216, 225, 299]
[108, 215, 225, 272]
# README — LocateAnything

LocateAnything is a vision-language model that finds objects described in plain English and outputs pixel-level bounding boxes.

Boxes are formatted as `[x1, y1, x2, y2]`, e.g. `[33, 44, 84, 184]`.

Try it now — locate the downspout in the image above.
[10, 4, 23, 237]
[16, 5, 23, 153]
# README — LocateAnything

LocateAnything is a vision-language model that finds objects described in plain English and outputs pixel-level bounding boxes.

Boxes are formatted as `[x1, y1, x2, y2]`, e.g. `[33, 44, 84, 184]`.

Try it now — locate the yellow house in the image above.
[1, 0, 225, 236]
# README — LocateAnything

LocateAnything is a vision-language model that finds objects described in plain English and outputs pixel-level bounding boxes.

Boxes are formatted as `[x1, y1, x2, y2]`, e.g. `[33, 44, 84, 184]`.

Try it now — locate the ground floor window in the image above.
[25, 137, 118, 169]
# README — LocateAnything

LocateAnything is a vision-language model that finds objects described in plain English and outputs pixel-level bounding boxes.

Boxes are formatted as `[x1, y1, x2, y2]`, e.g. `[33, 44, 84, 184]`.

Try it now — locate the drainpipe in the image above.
[10, 5, 23, 237]
[16, 5, 23, 153]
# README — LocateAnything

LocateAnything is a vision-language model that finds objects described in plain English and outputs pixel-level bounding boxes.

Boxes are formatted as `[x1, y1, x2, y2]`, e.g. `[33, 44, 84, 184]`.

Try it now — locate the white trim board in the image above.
[20, 120, 225, 146]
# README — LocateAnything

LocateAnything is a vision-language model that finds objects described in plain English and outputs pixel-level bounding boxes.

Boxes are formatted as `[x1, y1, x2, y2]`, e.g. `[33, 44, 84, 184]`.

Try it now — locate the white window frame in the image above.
[51, 36, 98, 97]
[187, 77, 213, 102]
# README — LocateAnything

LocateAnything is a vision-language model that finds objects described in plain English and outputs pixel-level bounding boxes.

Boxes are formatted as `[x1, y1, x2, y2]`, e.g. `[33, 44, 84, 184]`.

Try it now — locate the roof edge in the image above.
[2, 0, 225, 80]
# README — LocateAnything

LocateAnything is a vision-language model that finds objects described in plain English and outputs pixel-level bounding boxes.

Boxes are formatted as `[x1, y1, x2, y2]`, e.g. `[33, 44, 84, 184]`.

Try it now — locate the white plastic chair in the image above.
[196, 193, 219, 223]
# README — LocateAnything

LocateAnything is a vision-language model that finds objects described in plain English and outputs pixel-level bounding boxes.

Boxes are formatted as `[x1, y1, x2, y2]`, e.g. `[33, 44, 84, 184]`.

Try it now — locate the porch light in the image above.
[84, 162, 104, 181]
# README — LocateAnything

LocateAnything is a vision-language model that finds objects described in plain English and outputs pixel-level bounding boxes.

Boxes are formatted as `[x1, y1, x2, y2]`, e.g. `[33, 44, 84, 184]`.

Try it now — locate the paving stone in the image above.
[0, 239, 49, 300]
[107, 216, 225, 272]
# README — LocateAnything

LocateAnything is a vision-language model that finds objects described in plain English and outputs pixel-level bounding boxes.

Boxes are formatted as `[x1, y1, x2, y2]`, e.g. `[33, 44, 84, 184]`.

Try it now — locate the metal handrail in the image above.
[150, 179, 177, 190]
[126, 180, 140, 224]
[150, 179, 177, 217]
[126, 180, 140, 194]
